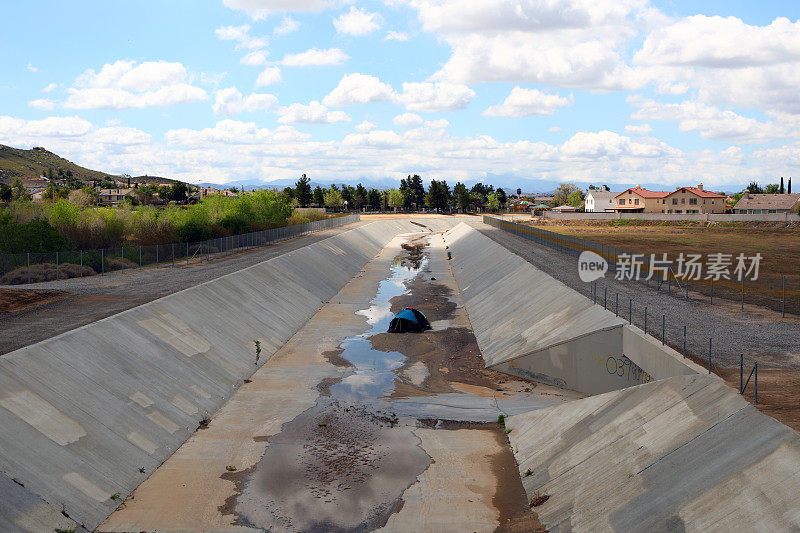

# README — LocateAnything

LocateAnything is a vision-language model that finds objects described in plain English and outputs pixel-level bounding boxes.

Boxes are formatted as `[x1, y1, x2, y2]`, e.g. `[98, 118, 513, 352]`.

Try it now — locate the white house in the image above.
[585, 190, 617, 212]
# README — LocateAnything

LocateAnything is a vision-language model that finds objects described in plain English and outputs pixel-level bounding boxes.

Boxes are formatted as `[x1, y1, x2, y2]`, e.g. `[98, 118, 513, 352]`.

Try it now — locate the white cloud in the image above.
[548, 126, 562, 132]
[355, 121, 377, 132]
[635, 16, 800, 68]
[384, 30, 409, 42]
[635, 16, 800, 114]
[28, 99, 55, 110]
[624, 123, 653, 135]
[241, 50, 269, 66]
[343, 130, 403, 147]
[483, 87, 573, 117]
[561, 130, 672, 159]
[276, 101, 350, 123]
[64, 60, 208, 109]
[221, 0, 326, 21]
[215, 24, 268, 50]
[90, 126, 152, 145]
[27, 63, 38, 72]
[0, 115, 93, 139]
[322, 73, 395, 106]
[406, 0, 648, 90]
[255, 66, 282, 87]
[629, 96, 793, 144]
[42, 83, 57, 93]
[425, 119, 450, 129]
[274, 15, 301, 35]
[213, 87, 278, 117]
[396, 81, 475, 112]
[333, 6, 382, 36]
[393, 113, 423, 127]
[280, 47, 349, 66]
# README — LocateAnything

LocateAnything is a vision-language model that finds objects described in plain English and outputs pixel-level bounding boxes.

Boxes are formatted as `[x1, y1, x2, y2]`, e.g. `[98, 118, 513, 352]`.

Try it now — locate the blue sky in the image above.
[2, 0, 800, 191]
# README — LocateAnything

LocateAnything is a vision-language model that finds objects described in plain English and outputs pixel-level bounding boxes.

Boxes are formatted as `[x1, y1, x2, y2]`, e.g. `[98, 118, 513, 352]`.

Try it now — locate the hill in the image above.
[0, 144, 113, 184]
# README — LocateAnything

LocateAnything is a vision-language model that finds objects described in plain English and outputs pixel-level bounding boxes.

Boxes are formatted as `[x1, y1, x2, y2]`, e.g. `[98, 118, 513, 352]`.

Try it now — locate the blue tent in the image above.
[388, 307, 431, 333]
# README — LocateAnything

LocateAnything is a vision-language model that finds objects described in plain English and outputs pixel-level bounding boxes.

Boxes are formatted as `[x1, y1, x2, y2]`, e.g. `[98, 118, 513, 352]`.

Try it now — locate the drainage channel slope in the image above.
[102, 228, 580, 532]
[0, 219, 449, 531]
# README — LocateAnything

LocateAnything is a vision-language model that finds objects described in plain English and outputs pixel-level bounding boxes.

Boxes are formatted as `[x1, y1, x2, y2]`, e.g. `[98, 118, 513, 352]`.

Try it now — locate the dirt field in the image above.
[529, 219, 800, 315]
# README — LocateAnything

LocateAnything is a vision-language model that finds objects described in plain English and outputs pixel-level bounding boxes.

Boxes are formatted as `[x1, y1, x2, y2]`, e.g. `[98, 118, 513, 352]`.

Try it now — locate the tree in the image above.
[425, 180, 451, 212]
[567, 190, 584, 208]
[789, 178, 792, 194]
[453, 182, 470, 213]
[765, 183, 780, 194]
[313, 186, 325, 207]
[496, 188, 507, 208]
[170, 182, 188, 203]
[486, 193, 500, 211]
[157, 185, 171, 202]
[367, 189, 382, 210]
[387, 188, 404, 211]
[295, 174, 313, 207]
[516, 188, 522, 196]
[324, 188, 343, 210]
[409, 175, 425, 208]
[553, 183, 581, 206]
[780, 177, 785, 194]
[341, 184, 353, 209]
[354, 184, 368, 209]
[0, 183, 11, 203]
[746, 181, 763, 194]
[11, 178, 30, 201]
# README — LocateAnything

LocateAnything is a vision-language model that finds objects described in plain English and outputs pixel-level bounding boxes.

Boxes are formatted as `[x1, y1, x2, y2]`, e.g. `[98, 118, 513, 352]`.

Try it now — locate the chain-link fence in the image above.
[484, 215, 797, 317]
[0, 214, 360, 285]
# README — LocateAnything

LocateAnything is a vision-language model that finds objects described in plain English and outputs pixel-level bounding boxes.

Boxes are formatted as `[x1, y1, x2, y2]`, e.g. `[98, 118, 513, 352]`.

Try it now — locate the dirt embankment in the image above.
[0, 288, 68, 314]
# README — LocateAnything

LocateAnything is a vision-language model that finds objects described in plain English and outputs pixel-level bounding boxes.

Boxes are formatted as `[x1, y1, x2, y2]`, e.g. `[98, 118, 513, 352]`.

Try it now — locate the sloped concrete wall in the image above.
[0, 219, 451, 530]
[444, 223, 700, 394]
[507, 374, 800, 532]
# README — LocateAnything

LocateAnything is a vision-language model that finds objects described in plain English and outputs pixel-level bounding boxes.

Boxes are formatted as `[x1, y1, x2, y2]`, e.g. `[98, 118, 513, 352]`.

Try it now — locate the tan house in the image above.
[99, 188, 134, 205]
[613, 187, 669, 213]
[662, 184, 726, 214]
[734, 193, 800, 214]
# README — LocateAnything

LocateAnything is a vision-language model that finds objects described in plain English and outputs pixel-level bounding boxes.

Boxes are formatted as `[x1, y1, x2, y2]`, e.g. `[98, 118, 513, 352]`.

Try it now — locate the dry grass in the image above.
[0, 263, 97, 284]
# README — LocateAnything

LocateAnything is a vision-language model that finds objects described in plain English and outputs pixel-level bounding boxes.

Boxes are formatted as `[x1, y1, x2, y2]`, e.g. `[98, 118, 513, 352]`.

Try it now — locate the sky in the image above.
[2, 0, 800, 192]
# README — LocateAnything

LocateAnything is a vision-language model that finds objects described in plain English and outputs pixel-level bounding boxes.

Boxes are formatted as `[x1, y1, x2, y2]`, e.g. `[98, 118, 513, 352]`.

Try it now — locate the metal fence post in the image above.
[662, 314, 665, 345]
[754, 362, 758, 403]
[710, 279, 713, 305]
[629, 299, 632, 325]
[186, 242, 189, 266]
[56, 251, 59, 281]
[156, 243, 159, 264]
[101, 248, 104, 276]
[27, 252, 30, 284]
[741, 278, 744, 312]
[139, 246, 142, 268]
[604, 287, 607, 310]
[683, 325, 686, 358]
[172, 243, 175, 267]
[708, 338, 712, 374]
[740, 353, 744, 393]
[121, 246, 124, 274]
[644, 307, 647, 334]
[782, 276, 786, 318]
[615, 293, 619, 316]
[80, 250, 83, 277]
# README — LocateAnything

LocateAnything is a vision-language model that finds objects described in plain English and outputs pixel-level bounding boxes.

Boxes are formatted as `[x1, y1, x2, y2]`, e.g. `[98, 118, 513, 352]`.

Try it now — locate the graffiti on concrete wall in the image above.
[591, 353, 653, 385]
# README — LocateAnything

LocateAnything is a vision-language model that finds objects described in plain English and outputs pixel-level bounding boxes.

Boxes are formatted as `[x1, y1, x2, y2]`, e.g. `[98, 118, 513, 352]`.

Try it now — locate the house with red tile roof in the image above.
[613, 186, 670, 213]
[663, 184, 726, 214]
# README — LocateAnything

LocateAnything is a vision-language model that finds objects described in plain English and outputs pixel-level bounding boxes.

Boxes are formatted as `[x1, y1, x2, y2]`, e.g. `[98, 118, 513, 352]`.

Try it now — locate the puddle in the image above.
[329, 249, 428, 402]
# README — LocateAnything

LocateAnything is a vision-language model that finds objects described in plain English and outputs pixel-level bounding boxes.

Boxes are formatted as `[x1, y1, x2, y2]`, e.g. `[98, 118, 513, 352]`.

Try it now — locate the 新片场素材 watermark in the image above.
[578, 251, 762, 282]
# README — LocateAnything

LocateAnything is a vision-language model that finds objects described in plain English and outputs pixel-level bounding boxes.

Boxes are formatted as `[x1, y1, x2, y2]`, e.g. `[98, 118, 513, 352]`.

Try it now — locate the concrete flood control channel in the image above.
[101, 228, 576, 532]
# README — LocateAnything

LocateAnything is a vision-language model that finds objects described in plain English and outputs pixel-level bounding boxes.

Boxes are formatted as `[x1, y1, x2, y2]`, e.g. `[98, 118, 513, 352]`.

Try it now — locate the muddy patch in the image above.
[233, 398, 430, 532]
[0, 288, 68, 314]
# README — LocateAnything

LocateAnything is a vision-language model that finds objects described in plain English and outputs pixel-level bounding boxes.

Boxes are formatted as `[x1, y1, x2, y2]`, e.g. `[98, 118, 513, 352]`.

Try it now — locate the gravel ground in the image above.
[468, 220, 800, 371]
[0, 220, 373, 355]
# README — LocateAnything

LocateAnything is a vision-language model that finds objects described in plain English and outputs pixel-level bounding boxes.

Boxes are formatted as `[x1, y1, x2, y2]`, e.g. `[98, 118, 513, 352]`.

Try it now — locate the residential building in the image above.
[198, 187, 237, 198]
[99, 188, 134, 205]
[613, 186, 669, 213]
[552, 204, 578, 212]
[662, 184, 726, 214]
[733, 193, 800, 214]
[585, 190, 617, 212]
